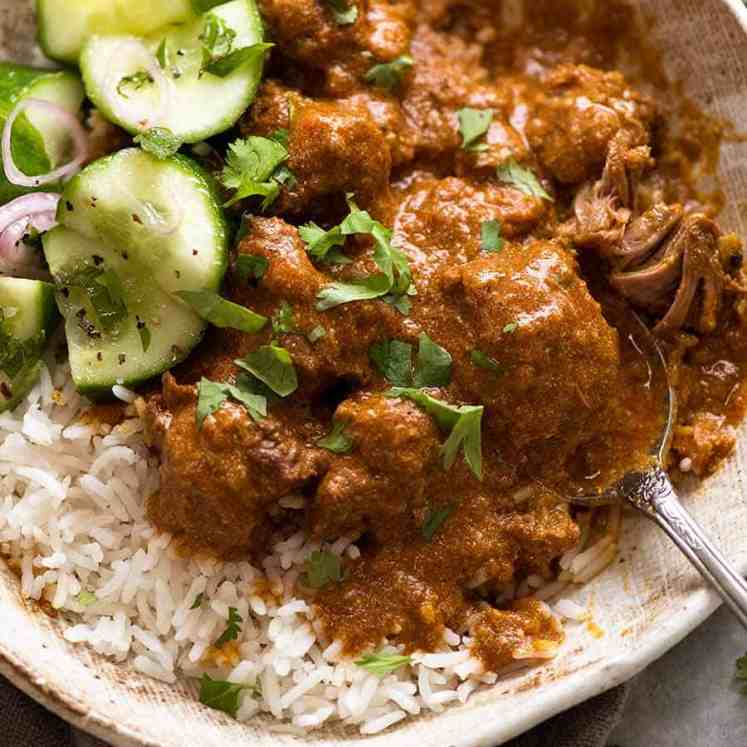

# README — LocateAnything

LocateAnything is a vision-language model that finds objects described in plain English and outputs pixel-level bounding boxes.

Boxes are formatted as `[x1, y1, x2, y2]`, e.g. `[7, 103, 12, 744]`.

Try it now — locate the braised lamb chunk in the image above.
[309, 393, 441, 540]
[232, 217, 405, 389]
[672, 412, 737, 477]
[526, 64, 657, 185]
[242, 83, 392, 211]
[257, 0, 413, 94]
[442, 241, 621, 463]
[142, 375, 329, 557]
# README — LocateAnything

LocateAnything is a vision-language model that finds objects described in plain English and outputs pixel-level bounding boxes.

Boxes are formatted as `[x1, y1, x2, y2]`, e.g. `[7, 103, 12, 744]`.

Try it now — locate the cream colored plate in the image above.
[2, 0, 747, 744]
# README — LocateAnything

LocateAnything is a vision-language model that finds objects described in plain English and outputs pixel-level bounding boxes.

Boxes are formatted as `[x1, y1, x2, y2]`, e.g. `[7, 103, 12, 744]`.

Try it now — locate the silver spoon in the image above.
[572, 316, 747, 629]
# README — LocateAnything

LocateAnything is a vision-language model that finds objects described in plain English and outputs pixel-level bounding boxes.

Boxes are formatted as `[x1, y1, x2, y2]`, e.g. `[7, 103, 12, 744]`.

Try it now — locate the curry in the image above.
[140, 0, 747, 669]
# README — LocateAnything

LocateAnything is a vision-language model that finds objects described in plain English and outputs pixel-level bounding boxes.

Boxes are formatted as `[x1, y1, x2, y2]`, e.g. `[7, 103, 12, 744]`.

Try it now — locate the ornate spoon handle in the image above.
[628, 466, 747, 630]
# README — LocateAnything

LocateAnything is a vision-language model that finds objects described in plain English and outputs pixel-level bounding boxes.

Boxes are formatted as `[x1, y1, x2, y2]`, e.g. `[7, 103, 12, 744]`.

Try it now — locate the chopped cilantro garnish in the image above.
[480, 219, 504, 253]
[365, 56, 413, 92]
[63, 266, 128, 333]
[76, 591, 97, 607]
[387, 388, 483, 479]
[195, 376, 267, 428]
[502, 322, 518, 334]
[496, 159, 553, 201]
[302, 550, 344, 588]
[177, 289, 267, 333]
[214, 606, 243, 647]
[199, 14, 236, 71]
[355, 651, 412, 677]
[325, 0, 358, 24]
[220, 136, 290, 208]
[369, 334, 451, 388]
[471, 350, 504, 375]
[306, 198, 413, 312]
[271, 301, 297, 337]
[198, 674, 249, 718]
[191, 592, 205, 610]
[235, 344, 298, 397]
[457, 107, 493, 151]
[204, 43, 273, 77]
[116, 70, 153, 99]
[316, 420, 354, 454]
[136, 318, 151, 353]
[235, 255, 269, 283]
[307, 325, 326, 343]
[134, 127, 183, 159]
[421, 504, 455, 541]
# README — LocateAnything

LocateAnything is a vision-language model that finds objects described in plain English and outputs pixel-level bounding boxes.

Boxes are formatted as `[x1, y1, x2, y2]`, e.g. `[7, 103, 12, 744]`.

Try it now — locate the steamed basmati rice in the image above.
[0, 359, 612, 734]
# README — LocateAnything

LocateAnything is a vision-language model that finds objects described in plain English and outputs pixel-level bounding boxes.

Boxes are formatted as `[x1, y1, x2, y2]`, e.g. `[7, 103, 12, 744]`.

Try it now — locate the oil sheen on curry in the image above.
[138, 0, 747, 669]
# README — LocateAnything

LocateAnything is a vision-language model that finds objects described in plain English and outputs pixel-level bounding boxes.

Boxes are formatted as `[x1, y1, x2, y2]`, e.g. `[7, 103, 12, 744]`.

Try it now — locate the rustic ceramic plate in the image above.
[2, 1, 747, 745]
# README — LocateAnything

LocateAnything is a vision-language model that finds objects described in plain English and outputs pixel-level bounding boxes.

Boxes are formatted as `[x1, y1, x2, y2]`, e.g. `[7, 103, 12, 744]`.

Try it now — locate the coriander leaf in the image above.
[307, 325, 326, 343]
[220, 136, 289, 208]
[413, 333, 452, 388]
[134, 127, 183, 159]
[204, 42, 273, 77]
[198, 674, 247, 718]
[422, 504, 454, 541]
[235, 344, 298, 397]
[355, 652, 412, 677]
[457, 107, 493, 151]
[298, 222, 345, 261]
[387, 388, 484, 479]
[196, 378, 230, 428]
[496, 158, 552, 201]
[480, 219, 504, 253]
[63, 266, 127, 333]
[195, 377, 267, 428]
[369, 339, 413, 387]
[235, 254, 269, 283]
[177, 289, 267, 333]
[116, 71, 153, 99]
[316, 272, 392, 311]
[302, 550, 344, 588]
[272, 301, 297, 336]
[215, 607, 243, 647]
[191, 592, 205, 610]
[325, 0, 358, 25]
[383, 293, 411, 315]
[441, 405, 483, 478]
[136, 317, 151, 352]
[365, 55, 413, 92]
[471, 350, 504, 375]
[76, 591, 97, 607]
[502, 322, 518, 334]
[225, 375, 268, 421]
[156, 39, 168, 69]
[192, 0, 229, 12]
[270, 128, 289, 146]
[316, 420, 354, 453]
[200, 14, 236, 71]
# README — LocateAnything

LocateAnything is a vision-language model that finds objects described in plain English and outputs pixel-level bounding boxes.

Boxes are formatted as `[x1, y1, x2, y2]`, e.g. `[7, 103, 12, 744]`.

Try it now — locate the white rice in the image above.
[0, 360, 607, 734]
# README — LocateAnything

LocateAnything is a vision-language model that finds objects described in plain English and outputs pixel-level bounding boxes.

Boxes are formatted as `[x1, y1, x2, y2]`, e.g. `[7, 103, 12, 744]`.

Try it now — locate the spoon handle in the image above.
[633, 467, 747, 630]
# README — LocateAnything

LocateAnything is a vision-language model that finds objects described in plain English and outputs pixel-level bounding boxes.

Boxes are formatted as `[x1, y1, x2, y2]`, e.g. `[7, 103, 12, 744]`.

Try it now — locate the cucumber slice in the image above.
[0, 63, 85, 204]
[42, 148, 228, 394]
[36, 0, 194, 65]
[0, 277, 58, 413]
[80, 0, 265, 143]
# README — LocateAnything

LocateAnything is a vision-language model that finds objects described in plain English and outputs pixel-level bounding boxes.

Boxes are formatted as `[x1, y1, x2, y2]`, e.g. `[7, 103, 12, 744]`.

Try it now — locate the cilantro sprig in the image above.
[220, 135, 292, 208]
[480, 219, 504, 253]
[302, 550, 344, 588]
[365, 56, 413, 92]
[496, 159, 553, 201]
[369, 334, 452, 388]
[235, 344, 298, 397]
[198, 674, 260, 718]
[214, 606, 243, 647]
[196, 376, 267, 428]
[387, 388, 484, 479]
[457, 108, 493, 151]
[316, 420, 354, 454]
[177, 289, 268, 333]
[355, 651, 412, 677]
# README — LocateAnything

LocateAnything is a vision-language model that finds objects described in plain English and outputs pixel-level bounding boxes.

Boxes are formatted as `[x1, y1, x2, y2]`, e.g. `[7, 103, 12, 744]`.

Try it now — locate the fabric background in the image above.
[0, 675, 630, 747]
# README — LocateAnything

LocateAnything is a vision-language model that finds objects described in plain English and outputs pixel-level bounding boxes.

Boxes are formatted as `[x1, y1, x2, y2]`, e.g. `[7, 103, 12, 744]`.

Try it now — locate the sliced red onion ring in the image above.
[2, 99, 88, 188]
[0, 192, 60, 277]
[104, 38, 175, 131]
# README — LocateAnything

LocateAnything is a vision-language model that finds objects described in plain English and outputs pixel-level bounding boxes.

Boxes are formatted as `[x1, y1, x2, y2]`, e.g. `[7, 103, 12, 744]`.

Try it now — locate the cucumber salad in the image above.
[0, 0, 269, 410]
